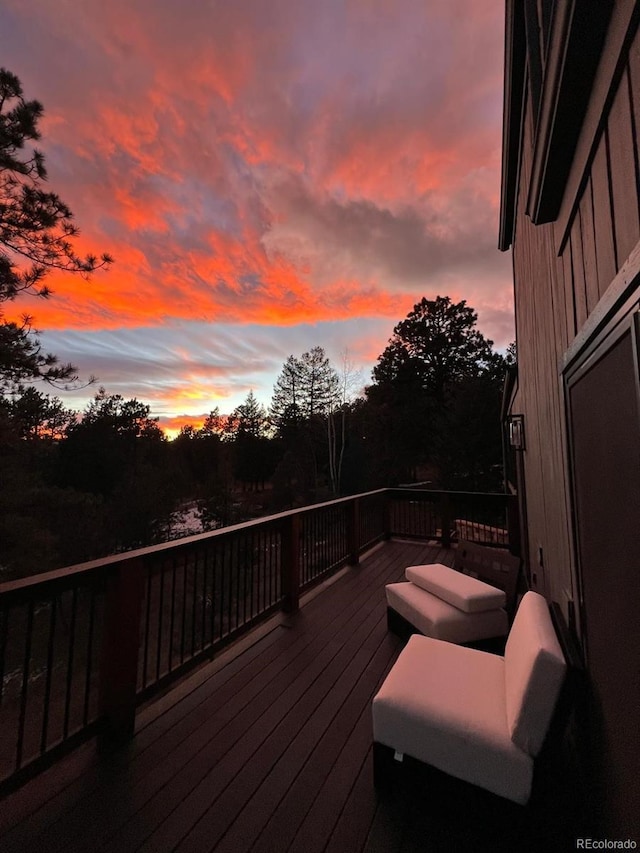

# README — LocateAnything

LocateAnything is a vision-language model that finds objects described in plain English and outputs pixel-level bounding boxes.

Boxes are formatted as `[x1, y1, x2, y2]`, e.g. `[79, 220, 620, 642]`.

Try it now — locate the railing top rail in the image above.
[0, 486, 511, 598]
[0, 488, 389, 598]
[389, 487, 509, 499]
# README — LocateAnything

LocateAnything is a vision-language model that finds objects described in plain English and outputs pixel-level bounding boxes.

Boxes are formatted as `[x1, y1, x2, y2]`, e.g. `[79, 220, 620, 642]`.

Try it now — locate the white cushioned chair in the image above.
[372, 591, 567, 805]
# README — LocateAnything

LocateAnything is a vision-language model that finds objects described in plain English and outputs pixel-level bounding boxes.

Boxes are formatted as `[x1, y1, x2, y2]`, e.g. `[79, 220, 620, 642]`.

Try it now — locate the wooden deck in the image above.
[0, 540, 558, 852]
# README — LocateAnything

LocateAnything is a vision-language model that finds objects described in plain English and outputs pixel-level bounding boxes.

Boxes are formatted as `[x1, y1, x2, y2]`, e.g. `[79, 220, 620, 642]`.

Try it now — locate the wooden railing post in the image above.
[506, 492, 521, 556]
[383, 490, 392, 540]
[281, 513, 300, 613]
[441, 492, 452, 548]
[347, 498, 360, 565]
[99, 557, 145, 744]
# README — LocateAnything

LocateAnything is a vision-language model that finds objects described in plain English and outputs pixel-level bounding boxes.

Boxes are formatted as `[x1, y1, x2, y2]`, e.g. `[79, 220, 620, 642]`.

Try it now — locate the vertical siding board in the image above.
[570, 220, 588, 331]
[514, 100, 541, 588]
[512, 92, 576, 596]
[554, 249, 569, 353]
[608, 66, 640, 269]
[590, 132, 617, 298]
[561, 243, 576, 343]
[626, 30, 640, 223]
[580, 177, 601, 314]
[543, 223, 572, 602]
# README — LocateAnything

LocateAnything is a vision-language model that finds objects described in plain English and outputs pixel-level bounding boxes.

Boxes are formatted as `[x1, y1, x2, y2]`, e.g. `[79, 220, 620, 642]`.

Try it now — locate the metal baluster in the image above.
[249, 532, 254, 621]
[201, 548, 209, 649]
[16, 600, 35, 770]
[270, 529, 276, 605]
[259, 532, 264, 615]
[142, 567, 152, 688]
[0, 606, 8, 710]
[219, 540, 226, 640]
[211, 543, 218, 646]
[41, 597, 57, 754]
[83, 583, 97, 726]
[276, 527, 281, 603]
[156, 563, 165, 682]
[235, 536, 240, 631]
[241, 535, 247, 626]
[180, 552, 188, 664]
[248, 531, 253, 621]
[324, 510, 329, 573]
[191, 551, 198, 657]
[169, 556, 177, 674]
[63, 587, 78, 740]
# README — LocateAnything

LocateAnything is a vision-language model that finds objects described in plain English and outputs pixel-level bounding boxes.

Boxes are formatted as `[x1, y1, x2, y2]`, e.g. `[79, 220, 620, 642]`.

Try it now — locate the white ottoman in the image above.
[385, 562, 508, 645]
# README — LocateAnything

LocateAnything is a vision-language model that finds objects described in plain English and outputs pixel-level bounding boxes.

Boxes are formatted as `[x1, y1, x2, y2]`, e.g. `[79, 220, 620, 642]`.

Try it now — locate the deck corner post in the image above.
[383, 489, 392, 540]
[281, 513, 301, 613]
[99, 557, 146, 745]
[347, 498, 360, 565]
[441, 492, 452, 548]
[506, 492, 521, 556]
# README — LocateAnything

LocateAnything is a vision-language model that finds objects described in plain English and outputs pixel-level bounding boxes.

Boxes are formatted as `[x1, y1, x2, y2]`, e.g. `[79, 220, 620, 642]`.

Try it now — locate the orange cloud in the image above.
[1, 0, 513, 419]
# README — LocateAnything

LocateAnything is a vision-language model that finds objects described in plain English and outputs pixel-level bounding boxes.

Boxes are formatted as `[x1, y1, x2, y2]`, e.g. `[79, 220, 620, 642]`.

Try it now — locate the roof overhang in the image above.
[499, 0, 614, 251]
[498, 1, 526, 252]
[526, 0, 613, 226]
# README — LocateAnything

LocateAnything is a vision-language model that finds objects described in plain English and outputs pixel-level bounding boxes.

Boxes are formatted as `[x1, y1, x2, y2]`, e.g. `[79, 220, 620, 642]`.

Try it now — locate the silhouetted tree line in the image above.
[0, 68, 514, 578]
[0, 297, 513, 578]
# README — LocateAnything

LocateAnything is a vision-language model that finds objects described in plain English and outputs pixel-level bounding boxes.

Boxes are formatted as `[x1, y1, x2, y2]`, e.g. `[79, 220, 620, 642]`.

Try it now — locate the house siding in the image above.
[512, 92, 574, 609]
[511, 19, 640, 621]
[506, 3, 640, 837]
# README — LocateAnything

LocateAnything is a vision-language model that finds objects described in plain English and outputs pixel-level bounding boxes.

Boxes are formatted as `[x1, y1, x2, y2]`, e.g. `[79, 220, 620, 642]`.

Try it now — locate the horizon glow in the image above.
[0, 0, 513, 435]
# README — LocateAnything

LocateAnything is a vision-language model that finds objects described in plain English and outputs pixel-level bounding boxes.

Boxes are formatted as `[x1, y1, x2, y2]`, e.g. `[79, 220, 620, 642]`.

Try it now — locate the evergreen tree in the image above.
[298, 347, 340, 419]
[59, 387, 165, 497]
[270, 347, 339, 433]
[373, 296, 494, 402]
[226, 391, 274, 490]
[270, 348, 340, 499]
[0, 68, 112, 389]
[368, 296, 505, 488]
[201, 406, 226, 437]
[2, 386, 76, 440]
[270, 355, 303, 435]
[226, 390, 269, 439]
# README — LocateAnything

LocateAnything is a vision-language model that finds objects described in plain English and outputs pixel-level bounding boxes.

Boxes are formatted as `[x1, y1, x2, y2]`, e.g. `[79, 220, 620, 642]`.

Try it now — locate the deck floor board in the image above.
[1, 540, 471, 853]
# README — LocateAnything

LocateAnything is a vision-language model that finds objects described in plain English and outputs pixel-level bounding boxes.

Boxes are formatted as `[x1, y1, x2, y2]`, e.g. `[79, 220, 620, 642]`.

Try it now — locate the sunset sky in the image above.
[1, 0, 513, 436]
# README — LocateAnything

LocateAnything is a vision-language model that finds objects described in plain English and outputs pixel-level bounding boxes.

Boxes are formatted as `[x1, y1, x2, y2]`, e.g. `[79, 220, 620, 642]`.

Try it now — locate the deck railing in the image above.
[0, 487, 516, 791]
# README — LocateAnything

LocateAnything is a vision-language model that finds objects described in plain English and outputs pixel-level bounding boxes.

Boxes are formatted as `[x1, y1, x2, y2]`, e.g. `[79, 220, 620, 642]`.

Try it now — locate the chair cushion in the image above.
[386, 582, 508, 644]
[504, 591, 566, 757]
[405, 563, 506, 613]
[372, 634, 533, 804]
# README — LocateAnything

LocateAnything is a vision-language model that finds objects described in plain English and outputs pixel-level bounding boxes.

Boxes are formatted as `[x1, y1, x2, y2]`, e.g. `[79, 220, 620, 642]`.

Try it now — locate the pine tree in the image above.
[373, 296, 494, 402]
[298, 347, 340, 419]
[270, 348, 339, 433]
[0, 68, 112, 389]
[270, 354, 303, 434]
[226, 390, 269, 439]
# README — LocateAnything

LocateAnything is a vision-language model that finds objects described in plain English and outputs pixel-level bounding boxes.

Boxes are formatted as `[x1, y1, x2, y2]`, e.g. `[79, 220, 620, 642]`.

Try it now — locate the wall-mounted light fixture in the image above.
[508, 414, 525, 450]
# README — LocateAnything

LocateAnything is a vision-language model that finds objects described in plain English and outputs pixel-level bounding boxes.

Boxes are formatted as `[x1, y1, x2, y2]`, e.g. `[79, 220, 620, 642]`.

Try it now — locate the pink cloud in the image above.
[1, 0, 513, 416]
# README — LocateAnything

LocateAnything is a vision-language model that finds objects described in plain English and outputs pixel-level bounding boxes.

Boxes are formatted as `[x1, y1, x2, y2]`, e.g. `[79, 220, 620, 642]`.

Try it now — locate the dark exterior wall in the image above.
[511, 89, 574, 611]
[511, 9, 640, 624]
[509, 6, 640, 837]
[562, 41, 640, 326]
